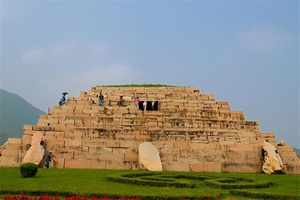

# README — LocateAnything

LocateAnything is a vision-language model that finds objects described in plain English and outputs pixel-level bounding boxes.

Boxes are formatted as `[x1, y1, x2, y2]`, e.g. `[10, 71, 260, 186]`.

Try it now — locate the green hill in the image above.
[0, 89, 45, 145]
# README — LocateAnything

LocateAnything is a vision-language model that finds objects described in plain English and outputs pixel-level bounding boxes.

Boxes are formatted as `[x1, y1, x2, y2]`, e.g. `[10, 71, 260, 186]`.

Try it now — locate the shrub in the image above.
[20, 163, 38, 178]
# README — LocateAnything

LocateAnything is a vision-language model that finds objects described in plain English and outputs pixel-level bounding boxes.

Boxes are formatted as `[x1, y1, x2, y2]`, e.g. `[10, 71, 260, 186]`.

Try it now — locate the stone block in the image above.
[38, 118, 59, 126]
[283, 164, 300, 174]
[190, 162, 222, 172]
[219, 140, 235, 145]
[134, 134, 151, 140]
[103, 141, 120, 147]
[23, 125, 33, 130]
[57, 150, 74, 159]
[2, 149, 19, 157]
[277, 145, 294, 152]
[99, 152, 124, 160]
[82, 140, 100, 147]
[53, 131, 66, 139]
[0, 157, 20, 167]
[65, 139, 81, 147]
[18, 150, 27, 159]
[191, 143, 221, 150]
[173, 141, 189, 149]
[33, 126, 55, 131]
[116, 133, 136, 140]
[162, 161, 190, 171]
[281, 156, 298, 164]
[3, 143, 21, 150]
[23, 129, 34, 136]
[124, 151, 138, 161]
[113, 147, 129, 154]
[65, 159, 106, 169]
[153, 141, 173, 150]
[7, 138, 22, 144]
[221, 163, 261, 173]
[160, 147, 180, 154]
[230, 144, 254, 151]
[160, 153, 177, 162]
[245, 151, 261, 162]
[103, 147, 113, 152]
[44, 139, 65, 147]
[119, 141, 136, 148]
[106, 160, 133, 170]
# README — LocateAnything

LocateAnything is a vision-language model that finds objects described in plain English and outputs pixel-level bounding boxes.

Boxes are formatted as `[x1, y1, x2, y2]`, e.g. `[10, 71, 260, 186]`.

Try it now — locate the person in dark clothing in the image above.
[98, 93, 104, 106]
[44, 150, 52, 169]
[118, 96, 123, 107]
[59, 93, 67, 105]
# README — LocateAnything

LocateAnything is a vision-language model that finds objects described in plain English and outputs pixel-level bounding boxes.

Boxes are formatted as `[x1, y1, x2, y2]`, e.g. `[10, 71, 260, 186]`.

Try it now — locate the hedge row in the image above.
[140, 177, 176, 182]
[107, 176, 196, 188]
[109, 172, 276, 190]
[121, 172, 161, 178]
[204, 177, 273, 189]
[167, 175, 217, 181]
[110, 172, 196, 188]
[107, 172, 298, 199]
[229, 189, 299, 200]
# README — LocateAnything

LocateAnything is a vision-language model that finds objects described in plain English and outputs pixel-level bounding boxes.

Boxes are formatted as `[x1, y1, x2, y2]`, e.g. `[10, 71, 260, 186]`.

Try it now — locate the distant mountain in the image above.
[294, 148, 300, 157]
[0, 89, 45, 145]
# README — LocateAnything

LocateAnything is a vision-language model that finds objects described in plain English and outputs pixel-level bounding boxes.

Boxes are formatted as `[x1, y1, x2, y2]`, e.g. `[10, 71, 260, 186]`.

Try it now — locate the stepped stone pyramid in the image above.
[0, 85, 299, 174]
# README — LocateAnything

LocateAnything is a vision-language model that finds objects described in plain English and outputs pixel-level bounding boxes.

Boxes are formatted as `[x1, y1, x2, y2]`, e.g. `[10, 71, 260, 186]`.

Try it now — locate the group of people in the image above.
[59, 91, 157, 111]
[134, 97, 147, 111]
[86, 93, 104, 106]
[135, 97, 158, 111]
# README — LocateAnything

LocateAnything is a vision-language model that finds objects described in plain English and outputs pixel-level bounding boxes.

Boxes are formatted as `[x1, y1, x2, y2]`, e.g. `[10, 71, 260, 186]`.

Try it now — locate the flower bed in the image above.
[4, 195, 139, 200]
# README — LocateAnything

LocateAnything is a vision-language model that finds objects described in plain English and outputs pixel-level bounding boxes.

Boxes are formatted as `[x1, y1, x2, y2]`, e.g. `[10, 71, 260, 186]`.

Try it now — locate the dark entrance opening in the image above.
[139, 101, 159, 111]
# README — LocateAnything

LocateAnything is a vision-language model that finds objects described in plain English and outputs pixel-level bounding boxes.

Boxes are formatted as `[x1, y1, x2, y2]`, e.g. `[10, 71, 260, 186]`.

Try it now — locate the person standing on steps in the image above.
[134, 97, 140, 110]
[44, 150, 52, 169]
[118, 96, 123, 107]
[98, 92, 104, 106]
[59, 92, 67, 106]
[143, 100, 147, 111]
[88, 94, 93, 105]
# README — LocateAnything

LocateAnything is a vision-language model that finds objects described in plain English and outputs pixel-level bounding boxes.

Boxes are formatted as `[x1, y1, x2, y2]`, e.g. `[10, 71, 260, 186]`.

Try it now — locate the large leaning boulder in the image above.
[22, 132, 45, 165]
[262, 141, 284, 174]
[139, 142, 162, 171]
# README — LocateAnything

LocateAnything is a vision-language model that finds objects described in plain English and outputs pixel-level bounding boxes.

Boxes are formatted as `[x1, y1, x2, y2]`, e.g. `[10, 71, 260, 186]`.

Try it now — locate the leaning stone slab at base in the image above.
[22, 132, 44, 165]
[139, 142, 162, 171]
[262, 141, 284, 174]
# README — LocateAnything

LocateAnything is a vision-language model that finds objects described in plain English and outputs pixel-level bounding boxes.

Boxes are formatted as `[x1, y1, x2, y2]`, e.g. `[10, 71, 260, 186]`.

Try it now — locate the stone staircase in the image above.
[0, 85, 299, 174]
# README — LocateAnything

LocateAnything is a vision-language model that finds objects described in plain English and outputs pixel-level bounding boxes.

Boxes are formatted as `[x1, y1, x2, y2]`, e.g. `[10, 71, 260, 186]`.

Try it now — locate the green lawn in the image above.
[0, 167, 299, 200]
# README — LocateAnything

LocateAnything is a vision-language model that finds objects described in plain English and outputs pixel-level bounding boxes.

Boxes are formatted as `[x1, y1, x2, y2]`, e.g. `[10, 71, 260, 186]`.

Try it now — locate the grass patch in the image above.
[0, 167, 299, 200]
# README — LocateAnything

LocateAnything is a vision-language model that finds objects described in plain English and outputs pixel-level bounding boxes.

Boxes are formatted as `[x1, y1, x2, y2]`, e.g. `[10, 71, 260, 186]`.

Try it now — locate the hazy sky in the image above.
[1, 1, 299, 148]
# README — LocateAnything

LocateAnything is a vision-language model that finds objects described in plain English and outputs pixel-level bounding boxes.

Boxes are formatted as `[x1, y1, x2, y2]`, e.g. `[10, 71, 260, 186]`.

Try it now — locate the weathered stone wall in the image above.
[0, 86, 299, 174]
